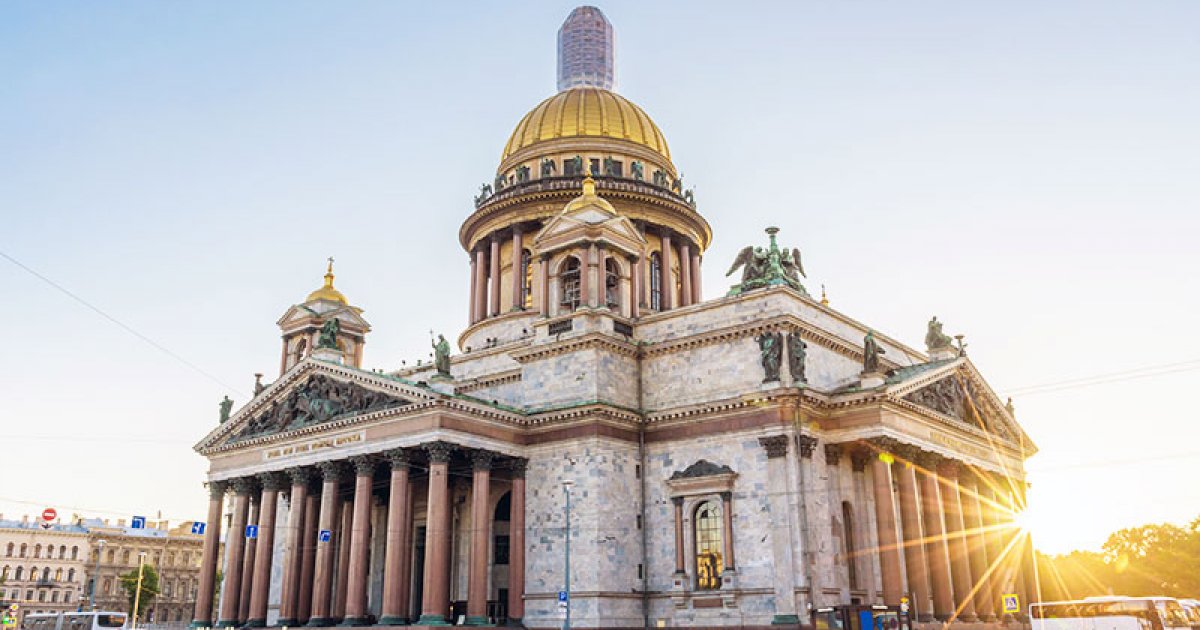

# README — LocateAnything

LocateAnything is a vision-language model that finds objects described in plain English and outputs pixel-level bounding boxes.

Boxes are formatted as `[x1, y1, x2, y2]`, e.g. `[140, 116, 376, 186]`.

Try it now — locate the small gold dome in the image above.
[306, 259, 348, 305]
[501, 87, 671, 165]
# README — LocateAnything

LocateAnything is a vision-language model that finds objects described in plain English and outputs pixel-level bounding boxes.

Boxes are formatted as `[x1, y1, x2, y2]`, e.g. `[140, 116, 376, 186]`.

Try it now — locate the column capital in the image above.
[232, 476, 258, 495]
[259, 471, 289, 491]
[206, 480, 229, 499]
[891, 443, 922, 463]
[384, 448, 411, 468]
[824, 444, 843, 466]
[797, 435, 819, 459]
[758, 435, 789, 458]
[671, 496, 684, 507]
[915, 451, 945, 469]
[425, 441, 455, 464]
[287, 466, 314, 486]
[937, 459, 963, 478]
[509, 457, 528, 479]
[850, 448, 873, 472]
[318, 460, 345, 482]
[867, 436, 903, 453]
[719, 491, 732, 502]
[471, 450, 496, 471]
[349, 455, 377, 477]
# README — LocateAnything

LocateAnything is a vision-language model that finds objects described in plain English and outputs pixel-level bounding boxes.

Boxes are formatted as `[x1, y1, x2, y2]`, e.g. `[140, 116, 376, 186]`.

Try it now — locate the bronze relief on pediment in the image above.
[227, 374, 409, 444]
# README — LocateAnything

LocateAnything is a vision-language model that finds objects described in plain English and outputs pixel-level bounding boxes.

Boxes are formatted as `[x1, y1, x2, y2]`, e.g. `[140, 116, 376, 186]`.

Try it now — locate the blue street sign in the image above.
[318, 529, 332, 543]
[557, 590, 568, 603]
[191, 522, 206, 535]
[131, 516, 146, 529]
[245, 525, 259, 539]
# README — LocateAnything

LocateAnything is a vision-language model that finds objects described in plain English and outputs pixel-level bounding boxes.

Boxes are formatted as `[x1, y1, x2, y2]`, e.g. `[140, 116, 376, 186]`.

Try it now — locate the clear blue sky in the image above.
[2, 1, 1198, 554]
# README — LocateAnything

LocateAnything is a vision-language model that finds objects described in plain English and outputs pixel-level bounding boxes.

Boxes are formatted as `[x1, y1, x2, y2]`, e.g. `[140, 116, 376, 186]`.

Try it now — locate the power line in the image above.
[1002, 359, 1200, 397]
[0, 249, 243, 396]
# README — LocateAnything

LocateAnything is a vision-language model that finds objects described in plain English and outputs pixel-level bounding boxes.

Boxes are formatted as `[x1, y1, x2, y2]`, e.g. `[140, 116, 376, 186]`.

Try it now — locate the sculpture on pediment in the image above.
[540, 158, 556, 178]
[219, 396, 233, 423]
[925, 316, 954, 353]
[317, 318, 340, 350]
[726, 227, 808, 296]
[787, 331, 807, 384]
[756, 331, 783, 383]
[863, 330, 886, 373]
[905, 378, 964, 419]
[630, 160, 644, 181]
[432, 333, 451, 376]
[229, 374, 409, 443]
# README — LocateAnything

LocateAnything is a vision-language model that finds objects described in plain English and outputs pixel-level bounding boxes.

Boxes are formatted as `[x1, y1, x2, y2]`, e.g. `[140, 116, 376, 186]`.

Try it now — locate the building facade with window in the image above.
[0, 518, 90, 624]
[192, 6, 1039, 630]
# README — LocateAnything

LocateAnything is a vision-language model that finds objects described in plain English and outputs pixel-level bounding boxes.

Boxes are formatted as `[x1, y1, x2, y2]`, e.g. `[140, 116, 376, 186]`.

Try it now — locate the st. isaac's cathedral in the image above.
[192, 7, 1038, 630]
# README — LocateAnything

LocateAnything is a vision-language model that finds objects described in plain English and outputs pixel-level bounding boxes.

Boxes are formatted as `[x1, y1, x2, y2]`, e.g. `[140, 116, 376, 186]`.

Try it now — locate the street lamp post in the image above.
[562, 480, 575, 630]
[132, 551, 147, 629]
[89, 540, 106, 611]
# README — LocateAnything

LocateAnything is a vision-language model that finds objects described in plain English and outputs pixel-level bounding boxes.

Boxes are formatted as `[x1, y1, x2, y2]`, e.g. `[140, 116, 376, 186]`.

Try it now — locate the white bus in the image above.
[1031, 597, 1192, 630]
[21, 612, 128, 630]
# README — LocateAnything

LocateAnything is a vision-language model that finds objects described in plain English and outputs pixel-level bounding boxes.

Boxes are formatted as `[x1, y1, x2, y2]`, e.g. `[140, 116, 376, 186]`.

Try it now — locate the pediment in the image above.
[889, 361, 1032, 451]
[533, 205, 647, 257]
[276, 303, 369, 330]
[670, 459, 735, 480]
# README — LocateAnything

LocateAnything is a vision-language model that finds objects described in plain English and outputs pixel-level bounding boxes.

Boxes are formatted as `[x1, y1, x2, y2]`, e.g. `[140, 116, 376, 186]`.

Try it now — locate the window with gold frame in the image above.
[694, 500, 724, 590]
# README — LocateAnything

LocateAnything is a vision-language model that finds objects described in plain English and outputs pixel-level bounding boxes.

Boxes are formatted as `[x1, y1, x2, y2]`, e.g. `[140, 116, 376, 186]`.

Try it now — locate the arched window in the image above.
[1, 566, 8, 580]
[50, 591, 58, 603]
[67, 568, 75, 583]
[5, 543, 11, 557]
[102, 578, 112, 595]
[58, 545, 66, 559]
[107, 549, 115, 563]
[520, 249, 534, 309]
[694, 501, 724, 590]
[14, 567, 23, 581]
[164, 580, 173, 598]
[71, 546, 79, 560]
[559, 257, 581, 311]
[649, 253, 662, 311]
[121, 550, 130, 565]
[842, 501, 858, 589]
[42, 567, 51, 581]
[33, 544, 41, 559]
[18, 544, 26, 558]
[604, 259, 620, 309]
[38, 590, 46, 603]
[64, 591, 71, 603]
[54, 568, 62, 581]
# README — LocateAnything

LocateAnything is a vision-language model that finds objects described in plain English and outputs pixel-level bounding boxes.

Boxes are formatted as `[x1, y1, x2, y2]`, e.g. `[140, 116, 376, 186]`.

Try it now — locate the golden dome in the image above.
[306, 258, 348, 305]
[501, 87, 671, 165]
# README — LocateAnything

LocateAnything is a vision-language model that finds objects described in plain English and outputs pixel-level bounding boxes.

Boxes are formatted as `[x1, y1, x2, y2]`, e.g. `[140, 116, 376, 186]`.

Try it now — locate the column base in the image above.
[246, 619, 267, 628]
[414, 615, 450, 626]
[958, 614, 979, 623]
[215, 621, 239, 629]
[464, 616, 491, 626]
[377, 616, 408, 626]
[979, 614, 998, 623]
[772, 614, 802, 625]
[189, 621, 213, 629]
[339, 617, 371, 626]
[277, 619, 299, 627]
[918, 615, 936, 623]
[935, 613, 954, 622]
[504, 618, 522, 627]
[306, 617, 337, 627]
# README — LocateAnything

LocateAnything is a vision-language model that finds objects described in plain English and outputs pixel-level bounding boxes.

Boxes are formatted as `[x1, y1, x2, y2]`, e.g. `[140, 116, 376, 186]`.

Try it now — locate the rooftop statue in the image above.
[925, 316, 954, 353]
[219, 396, 233, 424]
[540, 158, 556, 178]
[863, 330, 886, 373]
[756, 331, 782, 383]
[432, 333, 451, 376]
[317, 318, 340, 350]
[630, 161, 644, 181]
[726, 227, 808, 296]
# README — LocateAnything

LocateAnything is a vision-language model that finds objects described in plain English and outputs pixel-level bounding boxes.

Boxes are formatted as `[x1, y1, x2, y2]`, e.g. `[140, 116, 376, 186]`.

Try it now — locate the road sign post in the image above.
[1002, 594, 1021, 615]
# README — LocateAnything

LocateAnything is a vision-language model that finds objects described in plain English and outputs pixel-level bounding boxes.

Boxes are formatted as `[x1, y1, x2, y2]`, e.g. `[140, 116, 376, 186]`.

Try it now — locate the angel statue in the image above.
[726, 246, 767, 285]
[780, 247, 805, 286]
[726, 227, 809, 296]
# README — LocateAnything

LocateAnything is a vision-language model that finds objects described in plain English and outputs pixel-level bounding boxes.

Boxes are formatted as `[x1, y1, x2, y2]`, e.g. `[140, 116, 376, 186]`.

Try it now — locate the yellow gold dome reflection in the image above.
[306, 258, 348, 305]
[501, 87, 671, 165]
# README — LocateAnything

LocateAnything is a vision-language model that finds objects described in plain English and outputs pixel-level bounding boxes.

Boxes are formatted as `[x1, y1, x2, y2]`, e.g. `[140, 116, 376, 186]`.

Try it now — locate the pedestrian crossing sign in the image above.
[1002, 594, 1020, 614]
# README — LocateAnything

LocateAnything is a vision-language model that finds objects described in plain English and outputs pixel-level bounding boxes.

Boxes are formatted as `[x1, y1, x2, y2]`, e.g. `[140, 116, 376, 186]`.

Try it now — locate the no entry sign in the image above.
[41, 508, 57, 522]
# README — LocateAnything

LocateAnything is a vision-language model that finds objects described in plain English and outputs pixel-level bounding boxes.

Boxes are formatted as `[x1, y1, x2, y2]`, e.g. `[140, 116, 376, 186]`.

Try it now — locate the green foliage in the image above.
[1038, 516, 1200, 600]
[118, 563, 160, 614]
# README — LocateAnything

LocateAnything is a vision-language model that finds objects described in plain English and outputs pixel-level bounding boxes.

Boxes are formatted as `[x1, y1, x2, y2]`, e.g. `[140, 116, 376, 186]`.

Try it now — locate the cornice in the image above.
[456, 369, 523, 394]
[509, 331, 639, 363]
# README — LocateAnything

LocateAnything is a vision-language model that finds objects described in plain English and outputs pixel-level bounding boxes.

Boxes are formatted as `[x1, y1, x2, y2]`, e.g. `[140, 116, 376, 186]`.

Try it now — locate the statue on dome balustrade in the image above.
[515, 165, 531, 183]
[726, 227, 807, 296]
[630, 160, 644, 181]
[652, 169, 668, 188]
[475, 183, 492, 206]
[540, 158, 556, 178]
[603, 156, 618, 176]
[568, 155, 584, 176]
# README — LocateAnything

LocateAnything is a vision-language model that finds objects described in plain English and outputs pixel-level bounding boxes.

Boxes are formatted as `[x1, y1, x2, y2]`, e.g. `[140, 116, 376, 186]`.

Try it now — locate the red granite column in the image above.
[398, 478, 415, 624]
[342, 456, 376, 625]
[720, 491, 736, 572]
[217, 479, 252, 627]
[869, 449, 904, 605]
[467, 452, 494, 625]
[659, 232, 674, 310]
[893, 451, 933, 622]
[297, 481, 320, 625]
[672, 497, 686, 576]
[380, 450, 412, 625]
[418, 442, 454, 625]
[474, 248, 488, 323]
[279, 468, 311, 626]
[980, 477, 1012, 620]
[690, 253, 702, 304]
[489, 236, 502, 316]
[539, 255, 550, 317]
[192, 480, 227, 627]
[629, 257, 641, 319]
[918, 454, 955, 621]
[248, 473, 284, 627]
[679, 243, 692, 307]
[333, 499, 353, 620]
[468, 256, 479, 325]
[508, 460, 527, 625]
[579, 247, 591, 309]
[963, 473, 996, 622]
[940, 461, 977, 622]
[511, 228, 524, 310]
[238, 492, 260, 624]
[308, 462, 342, 627]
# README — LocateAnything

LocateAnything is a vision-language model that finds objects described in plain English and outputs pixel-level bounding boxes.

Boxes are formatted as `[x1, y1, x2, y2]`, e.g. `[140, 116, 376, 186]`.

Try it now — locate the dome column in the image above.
[539, 254, 551, 317]
[579, 246, 591, 310]
[489, 235, 502, 317]
[679, 242, 693, 307]
[660, 231, 674, 311]
[473, 247, 487, 323]
[690, 252, 702, 304]
[510, 227, 525, 310]
[629, 256, 641, 319]
[469, 255, 478, 324]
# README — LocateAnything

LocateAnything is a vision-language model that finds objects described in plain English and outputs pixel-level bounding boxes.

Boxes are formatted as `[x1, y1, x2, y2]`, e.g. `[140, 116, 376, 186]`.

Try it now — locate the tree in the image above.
[119, 563, 159, 615]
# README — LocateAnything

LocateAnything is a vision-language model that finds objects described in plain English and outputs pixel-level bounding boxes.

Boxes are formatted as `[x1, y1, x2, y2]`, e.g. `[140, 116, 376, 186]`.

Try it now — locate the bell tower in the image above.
[275, 259, 371, 374]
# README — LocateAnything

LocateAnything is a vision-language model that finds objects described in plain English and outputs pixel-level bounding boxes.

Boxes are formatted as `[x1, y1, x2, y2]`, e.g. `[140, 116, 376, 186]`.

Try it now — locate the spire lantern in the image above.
[305, 257, 348, 305]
